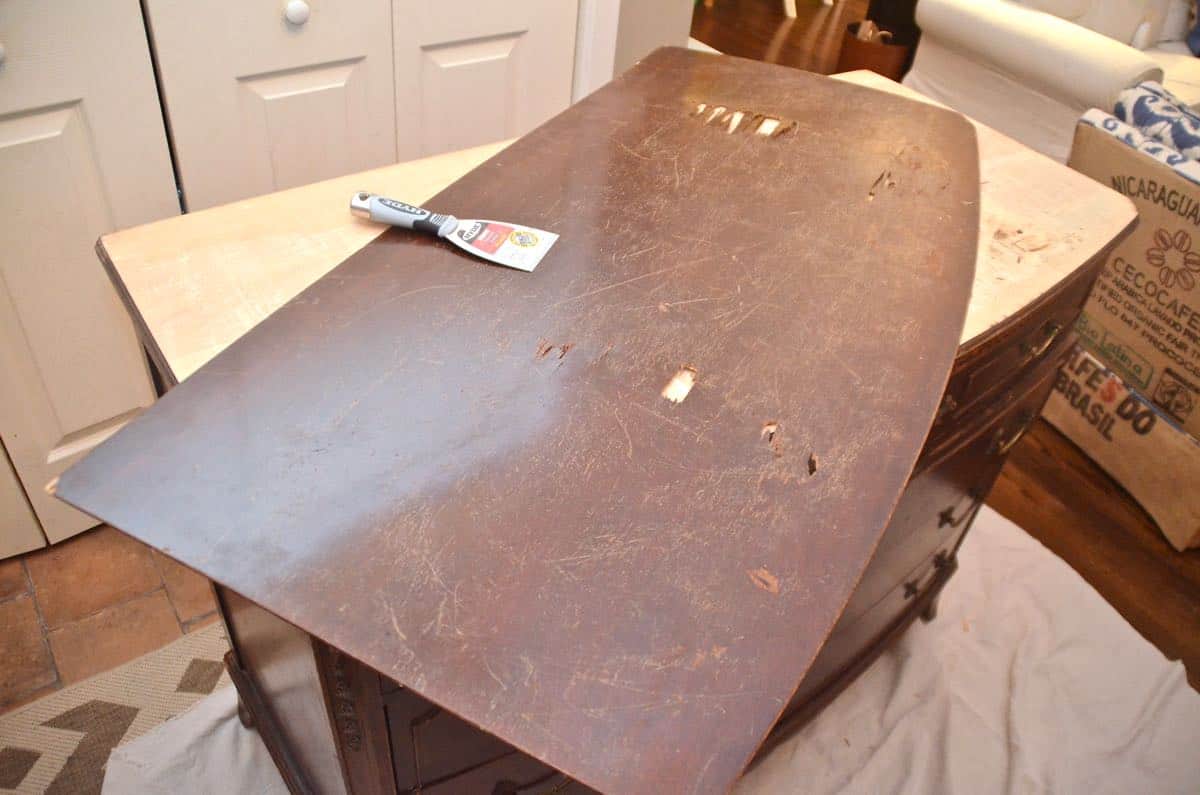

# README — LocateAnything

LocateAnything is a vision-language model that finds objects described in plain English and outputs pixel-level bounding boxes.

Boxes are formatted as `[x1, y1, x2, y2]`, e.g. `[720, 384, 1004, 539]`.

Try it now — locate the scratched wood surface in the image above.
[829, 72, 1138, 350]
[60, 49, 979, 793]
[95, 74, 1136, 389]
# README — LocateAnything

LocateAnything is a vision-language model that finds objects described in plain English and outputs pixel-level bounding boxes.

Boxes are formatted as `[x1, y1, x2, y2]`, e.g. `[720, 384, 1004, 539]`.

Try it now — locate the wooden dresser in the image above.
[62, 60, 1135, 794]
[768, 218, 1103, 749]
[221, 248, 1109, 794]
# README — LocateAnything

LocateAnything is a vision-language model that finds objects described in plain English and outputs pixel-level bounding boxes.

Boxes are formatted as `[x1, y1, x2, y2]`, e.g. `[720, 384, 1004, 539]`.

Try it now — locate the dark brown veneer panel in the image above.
[59, 48, 978, 793]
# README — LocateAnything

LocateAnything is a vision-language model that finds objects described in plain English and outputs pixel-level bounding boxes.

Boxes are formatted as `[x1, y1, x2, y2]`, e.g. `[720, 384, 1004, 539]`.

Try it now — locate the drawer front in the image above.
[927, 265, 1096, 453]
[781, 532, 960, 722]
[851, 365, 1057, 625]
[384, 687, 597, 794]
[918, 333, 1072, 471]
[769, 367, 1060, 738]
[424, 756, 594, 794]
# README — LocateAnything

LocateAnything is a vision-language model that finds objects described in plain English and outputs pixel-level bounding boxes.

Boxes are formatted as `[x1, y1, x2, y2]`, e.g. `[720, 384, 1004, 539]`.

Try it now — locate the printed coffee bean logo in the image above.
[1146, 227, 1200, 290]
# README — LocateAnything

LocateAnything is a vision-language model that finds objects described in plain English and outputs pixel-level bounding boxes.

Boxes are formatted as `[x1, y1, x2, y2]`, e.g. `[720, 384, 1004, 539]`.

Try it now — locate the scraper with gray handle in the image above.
[350, 192, 557, 272]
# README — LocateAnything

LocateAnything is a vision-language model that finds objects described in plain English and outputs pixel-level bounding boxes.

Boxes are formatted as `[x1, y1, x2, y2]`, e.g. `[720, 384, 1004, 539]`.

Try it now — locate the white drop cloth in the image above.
[104, 507, 1200, 795]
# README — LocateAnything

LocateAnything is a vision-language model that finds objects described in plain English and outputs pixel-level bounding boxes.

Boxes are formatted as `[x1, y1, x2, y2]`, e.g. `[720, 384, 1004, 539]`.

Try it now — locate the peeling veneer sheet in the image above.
[104, 509, 1200, 795]
[58, 48, 979, 793]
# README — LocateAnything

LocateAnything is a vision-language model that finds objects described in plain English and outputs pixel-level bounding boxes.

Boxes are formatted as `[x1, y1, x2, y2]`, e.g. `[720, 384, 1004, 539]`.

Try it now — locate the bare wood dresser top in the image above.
[98, 72, 1135, 387]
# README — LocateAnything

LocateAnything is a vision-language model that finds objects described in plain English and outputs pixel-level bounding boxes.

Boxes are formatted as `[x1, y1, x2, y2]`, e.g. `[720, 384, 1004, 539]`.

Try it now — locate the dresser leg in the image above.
[237, 695, 255, 729]
[919, 596, 939, 623]
[224, 651, 259, 730]
[222, 649, 315, 794]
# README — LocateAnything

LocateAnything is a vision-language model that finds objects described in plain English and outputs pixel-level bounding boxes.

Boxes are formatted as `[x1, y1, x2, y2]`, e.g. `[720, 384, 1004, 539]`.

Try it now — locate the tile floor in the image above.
[0, 525, 217, 714]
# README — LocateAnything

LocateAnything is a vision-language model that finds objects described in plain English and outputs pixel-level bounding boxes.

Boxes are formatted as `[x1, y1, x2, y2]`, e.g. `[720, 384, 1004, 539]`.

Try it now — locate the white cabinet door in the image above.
[392, 0, 579, 159]
[146, 0, 397, 210]
[0, 442, 43, 558]
[0, 0, 179, 542]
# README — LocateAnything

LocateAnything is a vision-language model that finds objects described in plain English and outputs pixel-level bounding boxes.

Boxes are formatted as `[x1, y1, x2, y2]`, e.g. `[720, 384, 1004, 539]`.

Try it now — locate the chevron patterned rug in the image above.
[0, 622, 229, 794]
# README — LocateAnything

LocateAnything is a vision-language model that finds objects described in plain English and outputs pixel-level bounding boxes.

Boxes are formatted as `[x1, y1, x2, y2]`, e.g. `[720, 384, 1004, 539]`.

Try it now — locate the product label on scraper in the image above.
[449, 219, 559, 272]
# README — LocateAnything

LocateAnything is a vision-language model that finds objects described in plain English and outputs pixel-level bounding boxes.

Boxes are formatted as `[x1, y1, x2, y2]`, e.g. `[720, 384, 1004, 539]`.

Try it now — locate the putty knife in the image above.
[350, 192, 558, 272]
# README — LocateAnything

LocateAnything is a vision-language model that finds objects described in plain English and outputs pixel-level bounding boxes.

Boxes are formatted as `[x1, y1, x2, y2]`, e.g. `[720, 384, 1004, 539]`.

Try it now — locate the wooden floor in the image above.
[691, 0, 870, 74]
[989, 420, 1200, 690]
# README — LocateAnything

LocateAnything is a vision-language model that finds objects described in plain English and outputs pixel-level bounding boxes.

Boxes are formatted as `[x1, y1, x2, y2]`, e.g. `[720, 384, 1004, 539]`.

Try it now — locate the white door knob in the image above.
[284, 0, 310, 26]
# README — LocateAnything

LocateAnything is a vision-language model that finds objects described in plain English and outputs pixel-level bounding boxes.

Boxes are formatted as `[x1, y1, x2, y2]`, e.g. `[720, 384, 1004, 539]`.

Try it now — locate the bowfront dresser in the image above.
[59, 58, 1136, 794]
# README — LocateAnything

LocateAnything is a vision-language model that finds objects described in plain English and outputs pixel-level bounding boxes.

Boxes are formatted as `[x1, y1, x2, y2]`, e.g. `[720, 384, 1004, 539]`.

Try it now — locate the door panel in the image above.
[393, 1, 579, 159]
[0, 0, 179, 541]
[0, 443, 44, 558]
[1, 106, 127, 435]
[146, 0, 397, 210]
[419, 33, 524, 153]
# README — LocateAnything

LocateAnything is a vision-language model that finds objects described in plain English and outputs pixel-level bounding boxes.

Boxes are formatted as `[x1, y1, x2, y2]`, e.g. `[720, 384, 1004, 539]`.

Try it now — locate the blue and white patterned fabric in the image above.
[1080, 108, 1200, 186]
[1114, 81, 1200, 160]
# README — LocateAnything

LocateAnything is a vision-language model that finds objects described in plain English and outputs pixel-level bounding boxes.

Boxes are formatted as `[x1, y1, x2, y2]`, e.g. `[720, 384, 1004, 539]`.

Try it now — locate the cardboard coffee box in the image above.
[1039, 120, 1200, 550]
[1068, 122, 1200, 437]
[1044, 345, 1200, 551]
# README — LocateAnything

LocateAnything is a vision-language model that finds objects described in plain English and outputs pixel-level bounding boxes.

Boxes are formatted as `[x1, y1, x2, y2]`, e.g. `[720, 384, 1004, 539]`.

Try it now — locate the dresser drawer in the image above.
[919, 333, 1072, 471]
[927, 266, 1095, 453]
[776, 532, 960, 727]
[385, 686, 514, 790]
[855, 366, 1057, 622]
[384, 686, 597, 794]
[770, 366, 1062, 734]
[424, 756, 593, 794]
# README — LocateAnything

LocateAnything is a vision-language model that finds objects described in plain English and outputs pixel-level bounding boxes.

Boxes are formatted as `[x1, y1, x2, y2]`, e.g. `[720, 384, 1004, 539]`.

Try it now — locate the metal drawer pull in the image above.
[1020, 321, 1063, 361]
[992, 416, 1031, 455]
[934, 391, 958, 423]
[937, 489, 983, 529]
